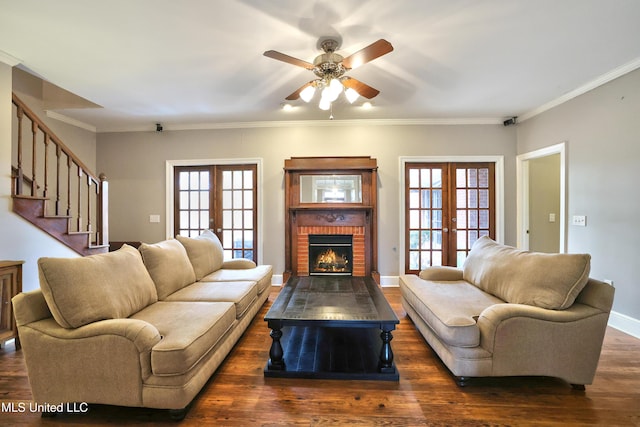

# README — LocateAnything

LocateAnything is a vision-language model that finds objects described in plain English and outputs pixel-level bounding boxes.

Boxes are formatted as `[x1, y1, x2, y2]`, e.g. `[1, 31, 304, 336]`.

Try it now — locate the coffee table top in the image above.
[265, 276, 399, 328]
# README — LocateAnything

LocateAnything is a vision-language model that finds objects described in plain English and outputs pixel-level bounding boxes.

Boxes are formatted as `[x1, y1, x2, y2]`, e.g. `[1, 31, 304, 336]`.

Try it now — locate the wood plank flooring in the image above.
[1, 286, 639, 426]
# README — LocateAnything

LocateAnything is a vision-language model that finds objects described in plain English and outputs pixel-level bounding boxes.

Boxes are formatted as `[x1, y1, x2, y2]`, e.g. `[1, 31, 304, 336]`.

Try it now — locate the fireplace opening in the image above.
[309, 234, 353, 276]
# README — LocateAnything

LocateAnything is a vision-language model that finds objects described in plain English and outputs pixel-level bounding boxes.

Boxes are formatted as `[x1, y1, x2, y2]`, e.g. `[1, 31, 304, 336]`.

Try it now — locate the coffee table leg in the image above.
[378, 328, 395, 373]
[268, 327, 286, 371]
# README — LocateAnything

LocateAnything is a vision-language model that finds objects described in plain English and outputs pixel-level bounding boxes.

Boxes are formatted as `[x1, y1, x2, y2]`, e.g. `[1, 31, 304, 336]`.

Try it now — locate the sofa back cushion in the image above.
[38, 244, 158, 328]
[139, 239, 197, 299]
[462, 236, 591, 310]
[176, 230, 225, 281]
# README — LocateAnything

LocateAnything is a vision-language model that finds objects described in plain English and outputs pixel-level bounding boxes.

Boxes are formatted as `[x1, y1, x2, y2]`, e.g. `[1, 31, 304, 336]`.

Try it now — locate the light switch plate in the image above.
[149, 214, 160, 223]
[572, 215, 586, 226]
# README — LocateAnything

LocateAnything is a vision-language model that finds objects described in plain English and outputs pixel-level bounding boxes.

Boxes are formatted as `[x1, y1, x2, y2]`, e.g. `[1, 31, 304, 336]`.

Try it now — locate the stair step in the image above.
[13, 194, 47, 201]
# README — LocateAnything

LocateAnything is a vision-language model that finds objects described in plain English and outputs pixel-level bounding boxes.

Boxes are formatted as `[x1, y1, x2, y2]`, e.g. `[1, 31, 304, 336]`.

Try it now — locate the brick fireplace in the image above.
[298, 226, 365, 276]
[283, 157, 378, 282]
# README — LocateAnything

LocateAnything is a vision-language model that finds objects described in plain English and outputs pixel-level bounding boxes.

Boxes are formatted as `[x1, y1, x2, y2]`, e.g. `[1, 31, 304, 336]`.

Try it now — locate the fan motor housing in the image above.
[313, 52, 346, 78]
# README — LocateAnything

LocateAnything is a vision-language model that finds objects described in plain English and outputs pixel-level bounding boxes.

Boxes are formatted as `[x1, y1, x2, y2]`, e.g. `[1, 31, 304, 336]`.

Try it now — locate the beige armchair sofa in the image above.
[399, 236, 614, 388]
[12, 230, 272, 419]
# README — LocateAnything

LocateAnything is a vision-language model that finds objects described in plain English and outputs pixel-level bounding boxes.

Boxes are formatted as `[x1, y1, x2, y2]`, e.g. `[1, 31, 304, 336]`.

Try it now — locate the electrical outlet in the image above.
[549, 213, 556, 223]
[572, 215, 586, 226]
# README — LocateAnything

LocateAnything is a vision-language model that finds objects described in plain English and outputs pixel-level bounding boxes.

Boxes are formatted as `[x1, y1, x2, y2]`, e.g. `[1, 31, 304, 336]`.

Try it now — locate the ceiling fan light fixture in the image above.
[300, 85, 316, 102]
[345, 87, 360, 103]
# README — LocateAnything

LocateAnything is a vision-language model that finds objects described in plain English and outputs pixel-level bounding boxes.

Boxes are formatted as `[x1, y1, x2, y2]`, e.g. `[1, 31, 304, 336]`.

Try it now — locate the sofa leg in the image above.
[455, 376, 470, 387]
[169, 407, 188, 421]
[571, 383, 586, 391]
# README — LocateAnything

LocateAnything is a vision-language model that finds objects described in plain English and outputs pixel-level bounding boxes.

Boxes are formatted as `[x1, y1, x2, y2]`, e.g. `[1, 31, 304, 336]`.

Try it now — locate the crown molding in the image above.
[0, 49, 22, 66]
[45, 110, 97, 133]
[519, 57, 640, 122]
[101, 117, 503, 133]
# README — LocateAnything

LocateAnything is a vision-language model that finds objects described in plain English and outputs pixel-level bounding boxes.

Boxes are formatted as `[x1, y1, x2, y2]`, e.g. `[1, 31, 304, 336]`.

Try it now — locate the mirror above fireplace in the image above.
[300, 175, 362, 203]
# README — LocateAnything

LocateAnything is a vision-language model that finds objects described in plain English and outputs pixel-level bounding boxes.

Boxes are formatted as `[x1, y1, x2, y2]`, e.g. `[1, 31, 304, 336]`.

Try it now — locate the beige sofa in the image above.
[399, 236, 614, 388]
[12, 230, 272, 419]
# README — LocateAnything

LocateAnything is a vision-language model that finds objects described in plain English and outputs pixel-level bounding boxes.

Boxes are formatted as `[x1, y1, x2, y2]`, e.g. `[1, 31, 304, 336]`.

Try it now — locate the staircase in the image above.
[10, 93, 109, 256]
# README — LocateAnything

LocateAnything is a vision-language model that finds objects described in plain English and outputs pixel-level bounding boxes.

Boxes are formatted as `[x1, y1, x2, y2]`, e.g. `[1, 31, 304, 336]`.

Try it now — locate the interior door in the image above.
[174, 164, 258, 261]
[405, 162, 495, 274]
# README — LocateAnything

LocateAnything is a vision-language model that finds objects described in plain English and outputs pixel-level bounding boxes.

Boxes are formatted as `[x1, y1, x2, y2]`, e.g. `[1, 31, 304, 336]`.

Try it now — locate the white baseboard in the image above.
[271, 274, 284, 285]
[608, 310, 640, 339]
[380, 276, 399, 287]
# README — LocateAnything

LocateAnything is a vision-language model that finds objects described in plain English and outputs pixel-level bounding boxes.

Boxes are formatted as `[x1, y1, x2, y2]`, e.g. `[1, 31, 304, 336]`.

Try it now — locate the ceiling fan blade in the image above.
[263, 50, 315, 70]
[342, 77, 380, 99]
[285, 81, 314, 100]
[341, 39, 393, 69]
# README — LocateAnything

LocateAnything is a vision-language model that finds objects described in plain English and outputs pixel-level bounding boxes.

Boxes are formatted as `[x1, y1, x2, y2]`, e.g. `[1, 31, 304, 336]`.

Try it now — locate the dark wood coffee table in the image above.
[264, 276, 399, 381]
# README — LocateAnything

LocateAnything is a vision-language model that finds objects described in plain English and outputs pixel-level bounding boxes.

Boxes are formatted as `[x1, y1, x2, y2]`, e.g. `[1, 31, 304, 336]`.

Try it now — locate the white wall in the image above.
[0, 64, 97, 291]
[517, 68, 640, 333]
[97, 124, 517, 280]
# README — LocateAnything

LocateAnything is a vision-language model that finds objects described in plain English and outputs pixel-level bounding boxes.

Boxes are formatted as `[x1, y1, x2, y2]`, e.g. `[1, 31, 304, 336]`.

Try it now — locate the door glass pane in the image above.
[409, 169, 420, 187]
[222, 171, 232, 189]
[405, 165, 445, 273]
[453, 165, 493, 265]
[176, 169, 210, 237]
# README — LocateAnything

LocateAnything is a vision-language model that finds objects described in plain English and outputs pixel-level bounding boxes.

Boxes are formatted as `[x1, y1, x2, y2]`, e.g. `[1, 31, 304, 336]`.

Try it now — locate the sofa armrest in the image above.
[17, 317, 162, 406]
[476, 302, 611, 385]
[221, 258, 257, 269]
[418, 266, 463, 281]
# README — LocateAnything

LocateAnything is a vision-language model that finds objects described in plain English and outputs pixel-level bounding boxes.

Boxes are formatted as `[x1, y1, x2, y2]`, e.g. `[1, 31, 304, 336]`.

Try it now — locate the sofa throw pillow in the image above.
[38, 244, 158, 329]
[139, 239, 196, 299]
[176, 230, 224, 281]
[462, 236, 591, 310]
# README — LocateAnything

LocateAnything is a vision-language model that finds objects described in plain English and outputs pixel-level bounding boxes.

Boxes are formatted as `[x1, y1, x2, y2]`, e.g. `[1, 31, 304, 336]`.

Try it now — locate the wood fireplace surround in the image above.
[283, 157, 378, 283]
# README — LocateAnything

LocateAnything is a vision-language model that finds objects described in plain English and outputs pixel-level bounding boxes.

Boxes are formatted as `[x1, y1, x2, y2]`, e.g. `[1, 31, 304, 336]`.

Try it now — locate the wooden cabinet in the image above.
[0, 261, 24, 350]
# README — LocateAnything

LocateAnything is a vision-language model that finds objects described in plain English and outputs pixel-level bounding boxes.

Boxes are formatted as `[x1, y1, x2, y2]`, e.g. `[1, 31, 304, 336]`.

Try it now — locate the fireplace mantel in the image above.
[283, 157, 378, 283]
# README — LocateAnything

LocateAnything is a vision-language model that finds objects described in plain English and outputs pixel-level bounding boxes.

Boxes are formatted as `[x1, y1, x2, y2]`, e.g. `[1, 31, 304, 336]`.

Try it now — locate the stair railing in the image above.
[11, 93, 108, 250]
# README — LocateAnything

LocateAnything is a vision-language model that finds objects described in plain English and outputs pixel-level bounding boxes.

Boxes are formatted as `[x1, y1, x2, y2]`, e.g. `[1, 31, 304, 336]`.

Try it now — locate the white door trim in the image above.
[516, 142, 566, 252]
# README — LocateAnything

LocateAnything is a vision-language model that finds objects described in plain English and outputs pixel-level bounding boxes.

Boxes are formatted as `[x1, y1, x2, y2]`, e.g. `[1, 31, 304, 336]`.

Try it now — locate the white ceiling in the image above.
[1, 0, 640, 132]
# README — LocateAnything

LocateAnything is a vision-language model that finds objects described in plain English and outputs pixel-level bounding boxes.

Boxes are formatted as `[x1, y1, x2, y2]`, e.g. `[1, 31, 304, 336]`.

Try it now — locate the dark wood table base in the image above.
[265, 325, 398, 381]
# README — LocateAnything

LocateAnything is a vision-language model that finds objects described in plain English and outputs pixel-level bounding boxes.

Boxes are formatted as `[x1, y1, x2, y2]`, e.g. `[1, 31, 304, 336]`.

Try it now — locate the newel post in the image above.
[98, 173, 109, 246]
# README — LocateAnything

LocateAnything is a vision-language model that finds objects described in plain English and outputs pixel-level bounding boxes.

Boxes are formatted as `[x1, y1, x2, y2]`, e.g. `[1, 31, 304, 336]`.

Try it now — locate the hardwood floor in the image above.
[1, 286, 639, 426]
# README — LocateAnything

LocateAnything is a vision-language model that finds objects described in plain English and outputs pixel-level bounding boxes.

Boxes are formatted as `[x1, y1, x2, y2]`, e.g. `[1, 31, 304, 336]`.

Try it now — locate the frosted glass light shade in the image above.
[319, 97, 331, 110]
[345, 87, 360, 103]
[300, 85, 316, 102]
[328, 78, 343, 101]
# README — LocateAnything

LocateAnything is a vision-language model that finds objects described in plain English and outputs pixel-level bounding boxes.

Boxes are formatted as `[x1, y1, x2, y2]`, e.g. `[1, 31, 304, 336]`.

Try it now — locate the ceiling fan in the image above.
[263, 37, 393, 110]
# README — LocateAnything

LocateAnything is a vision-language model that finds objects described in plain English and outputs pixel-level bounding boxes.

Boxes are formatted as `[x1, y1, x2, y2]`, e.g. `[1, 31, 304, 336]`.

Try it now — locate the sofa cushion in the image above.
[400, 274, 503, 347]
[164, 281, 258, 318]
[200, 264, 273, 294]
[176, 230, 224, 281]
[139, 239, 196, 300]
[131, 301, 236, 376]
[38, 244, 158, 329]
[462, 236, 591, 310]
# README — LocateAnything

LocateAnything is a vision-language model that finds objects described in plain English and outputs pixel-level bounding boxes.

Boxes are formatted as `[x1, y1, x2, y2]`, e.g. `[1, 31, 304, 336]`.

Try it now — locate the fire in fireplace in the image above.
[308, 234, 353, 275]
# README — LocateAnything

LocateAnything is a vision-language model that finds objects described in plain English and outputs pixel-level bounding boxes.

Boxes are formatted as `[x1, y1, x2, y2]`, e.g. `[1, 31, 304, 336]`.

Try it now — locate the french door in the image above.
[174, 164, 258, 262]
[405, 162, 495, 273]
